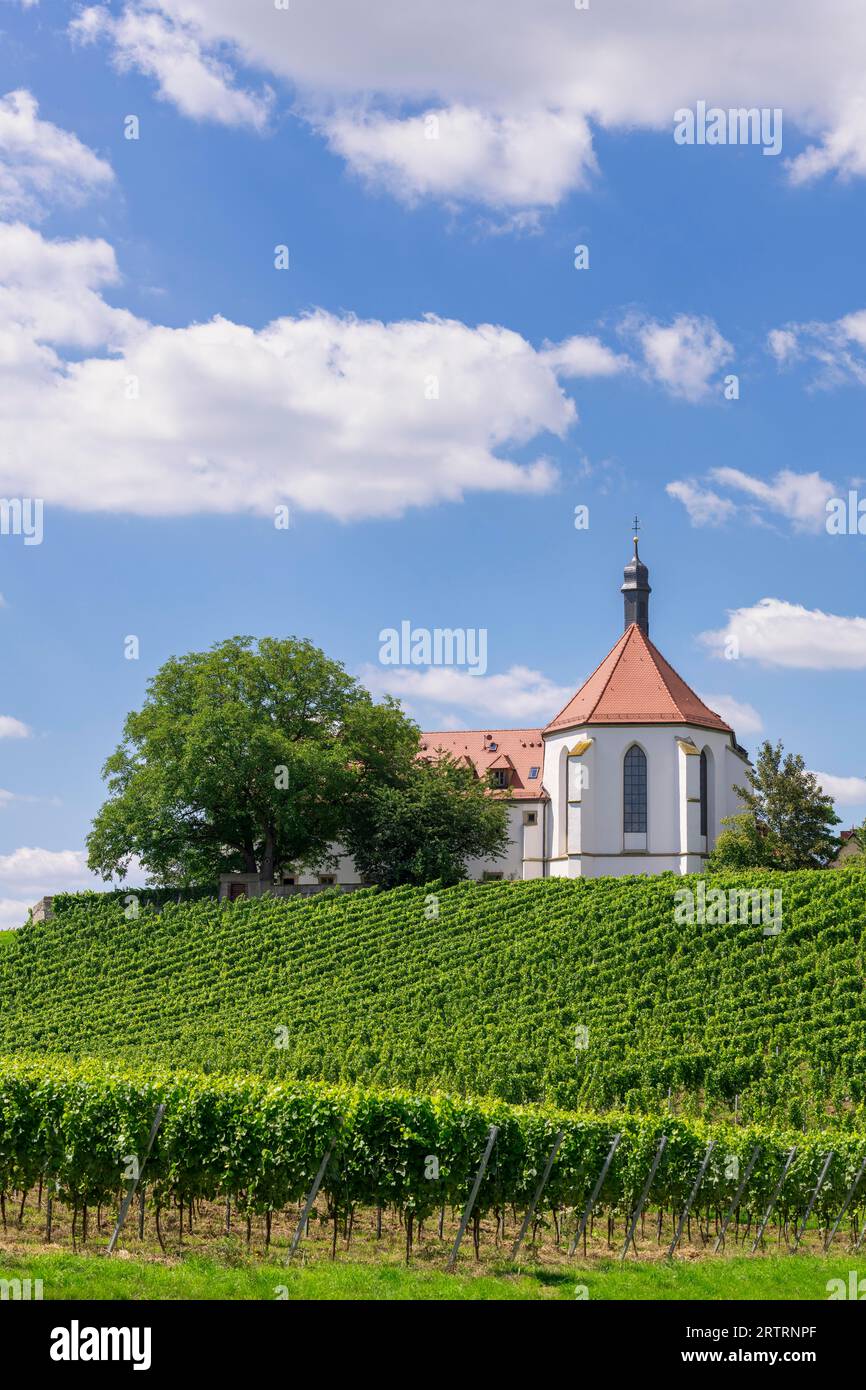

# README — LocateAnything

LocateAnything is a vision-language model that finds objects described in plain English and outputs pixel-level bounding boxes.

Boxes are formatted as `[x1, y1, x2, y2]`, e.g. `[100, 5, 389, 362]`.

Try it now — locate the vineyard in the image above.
[1, 872, 865, 1126]
[1, 1056, 865, 1264]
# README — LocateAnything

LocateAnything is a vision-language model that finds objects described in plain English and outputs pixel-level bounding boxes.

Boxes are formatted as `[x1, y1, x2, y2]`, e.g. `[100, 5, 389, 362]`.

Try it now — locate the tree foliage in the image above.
[709, 740, 841, 871]
[343, 753, 509, 888]
[87, 636, 421, 886]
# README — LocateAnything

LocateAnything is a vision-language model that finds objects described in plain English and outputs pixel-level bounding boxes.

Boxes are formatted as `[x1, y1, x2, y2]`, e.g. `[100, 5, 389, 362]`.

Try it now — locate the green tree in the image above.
[87, 636, 419, 887]
[708, 740, 841, 870]
[343, 753, 509, 889]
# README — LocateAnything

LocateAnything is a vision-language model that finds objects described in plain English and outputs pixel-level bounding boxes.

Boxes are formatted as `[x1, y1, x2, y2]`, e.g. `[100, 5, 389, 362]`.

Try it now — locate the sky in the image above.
[1, 0, 865, 923]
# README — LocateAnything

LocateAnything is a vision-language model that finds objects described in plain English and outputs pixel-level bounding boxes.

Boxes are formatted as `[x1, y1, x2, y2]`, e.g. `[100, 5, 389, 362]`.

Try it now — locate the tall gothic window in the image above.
[700, 749, 708, 837]
[623, 744, 647, 833]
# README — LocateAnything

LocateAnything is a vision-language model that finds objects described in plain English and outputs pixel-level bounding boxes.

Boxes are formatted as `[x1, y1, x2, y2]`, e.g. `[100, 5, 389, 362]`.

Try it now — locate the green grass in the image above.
[1, 873, 865, 1122]
[0, 1247, 855, 1301]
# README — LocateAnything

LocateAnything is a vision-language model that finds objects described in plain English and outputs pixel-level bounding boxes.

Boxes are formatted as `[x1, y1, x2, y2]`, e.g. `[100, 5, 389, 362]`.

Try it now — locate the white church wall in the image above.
[542, 722, 746, 877]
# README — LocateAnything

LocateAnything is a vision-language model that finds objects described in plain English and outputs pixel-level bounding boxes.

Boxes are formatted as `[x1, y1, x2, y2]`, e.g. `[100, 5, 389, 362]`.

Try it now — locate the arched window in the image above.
[623, 745, 647, 834]
[699, 749, 708, 837]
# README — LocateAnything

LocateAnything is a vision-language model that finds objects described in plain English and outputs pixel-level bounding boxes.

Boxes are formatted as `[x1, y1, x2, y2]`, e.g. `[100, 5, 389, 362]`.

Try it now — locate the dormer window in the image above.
[489, 768, 510, 789]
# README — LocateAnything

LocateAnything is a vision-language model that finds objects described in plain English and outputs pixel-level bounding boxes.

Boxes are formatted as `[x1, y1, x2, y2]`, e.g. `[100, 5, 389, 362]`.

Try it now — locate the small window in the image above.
[482, 871, 504, 881]
[523, 811, 537, 826]
[488, 741, 498, 751]
[528, 766, 540, 779]
[282, 875, 296, 887]
[318, 875, 336, 886]
[489, 768, 510, 789]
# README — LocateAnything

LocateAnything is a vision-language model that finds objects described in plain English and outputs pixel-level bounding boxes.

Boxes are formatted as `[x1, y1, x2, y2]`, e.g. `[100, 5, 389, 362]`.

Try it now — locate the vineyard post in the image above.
[568, 1132, 622, 1257]
[791, 1150, 833, 1251]
[287, 1137, 337, 1261]
[447, 1124, 499, 1271]
[667, 1141, 715, 1258]
[509, 1130, 564, 1260]
[107, 1103, 166, 1255]
[824, 1156, 866, 1252]
[853, 1204, 866, 1254]
[713, 1145, 761, 1253]
[620, 1135, 667, 1262]
[750, 1147, 797, 1254]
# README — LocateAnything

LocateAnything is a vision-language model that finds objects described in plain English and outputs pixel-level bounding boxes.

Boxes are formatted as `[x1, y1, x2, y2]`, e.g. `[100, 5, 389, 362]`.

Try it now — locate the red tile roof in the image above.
[419, 728, 546, 799]
[543, 623, 733, 735]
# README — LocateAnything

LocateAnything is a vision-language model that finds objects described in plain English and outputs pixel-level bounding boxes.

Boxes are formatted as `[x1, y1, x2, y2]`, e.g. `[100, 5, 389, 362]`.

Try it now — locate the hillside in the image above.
[1, 873, 864, 1126]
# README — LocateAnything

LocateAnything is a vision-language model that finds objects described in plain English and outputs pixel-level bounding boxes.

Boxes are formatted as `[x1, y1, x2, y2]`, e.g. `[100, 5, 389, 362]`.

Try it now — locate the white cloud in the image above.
[0, 847, 106, 923]
[323, 105, 596, 210]
[666, 480, 737, 527]
[70, 1, 866, 209]
[767, 308, 866, 389]
[621, 313, 733, 401]
[70, 7, 273, 131]
[0, 715, 30, 738]
[361, 663, 572, 723]
[767, 327, 799, 364]
[669, 468, 836, 531]
[0, 898, 31, 931]
[810, 771, 866, 805]
[700, 597, 866, 669]
[787, 95, 866, 186]
[0, 788, 61, 808]
[540, 335, 629, 378]
[0, 89, 113, 219]
[0, 223, 636, 520]
[697, 694, 764, 736]
[0, 846, 91, 886]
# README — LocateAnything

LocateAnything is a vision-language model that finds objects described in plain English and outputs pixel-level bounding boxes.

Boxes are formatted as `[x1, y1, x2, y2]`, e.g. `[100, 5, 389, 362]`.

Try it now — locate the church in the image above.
[220, 536, 751, 900]
[417, 535, 751, 881]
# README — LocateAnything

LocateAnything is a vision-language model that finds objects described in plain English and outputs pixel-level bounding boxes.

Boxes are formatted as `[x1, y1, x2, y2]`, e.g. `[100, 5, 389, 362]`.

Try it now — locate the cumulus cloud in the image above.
[70, 6, 273, 130]
[0, 715, 30, 738]
[699, 598, 866, 669]
[0, 222, 637, 520]
[323, 105, 596, 209]
[621, 313, 733, 401]
[668, 468, 835, 532]
[0, 89, 113, 219]
[0, 847, 107, 927]
[666, 481, 737, 527]
[696, 694, 764, 736]
[810, 771, 866, 805]
[360, 662, 572, 723]
[0, 846, 91, 886]
[65, 1, 866, 210]
[0, 899, 31, 931]
[767, 308, 866, 389]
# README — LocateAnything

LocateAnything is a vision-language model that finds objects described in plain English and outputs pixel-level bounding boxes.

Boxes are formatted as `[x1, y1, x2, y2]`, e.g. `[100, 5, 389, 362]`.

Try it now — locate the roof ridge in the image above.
[641, 632, 727, 723]
[542, 626, 631, 731]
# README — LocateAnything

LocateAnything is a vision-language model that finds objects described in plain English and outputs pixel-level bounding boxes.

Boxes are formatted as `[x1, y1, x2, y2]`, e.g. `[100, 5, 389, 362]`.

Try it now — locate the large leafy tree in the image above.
[342, 753, 509, 889]
[708, 739, 841, 870]
[87, 636, 420, 887]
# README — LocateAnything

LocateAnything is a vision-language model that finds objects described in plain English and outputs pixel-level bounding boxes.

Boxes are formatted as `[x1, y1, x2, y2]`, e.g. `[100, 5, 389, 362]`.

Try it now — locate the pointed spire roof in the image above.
[543, 624, 732, 735]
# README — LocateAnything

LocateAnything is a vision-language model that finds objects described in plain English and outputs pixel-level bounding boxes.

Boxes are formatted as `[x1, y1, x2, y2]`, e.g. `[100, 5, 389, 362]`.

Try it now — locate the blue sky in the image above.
[1, 1, 865, 917]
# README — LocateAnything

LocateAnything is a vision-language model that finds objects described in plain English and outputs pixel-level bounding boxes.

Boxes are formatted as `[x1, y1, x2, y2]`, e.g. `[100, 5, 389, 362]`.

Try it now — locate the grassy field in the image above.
[0, 1245, 856, 1300]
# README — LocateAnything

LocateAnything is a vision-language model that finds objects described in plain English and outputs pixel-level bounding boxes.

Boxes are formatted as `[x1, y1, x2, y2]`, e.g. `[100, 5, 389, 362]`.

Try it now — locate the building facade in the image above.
[220, 539, 750, 899]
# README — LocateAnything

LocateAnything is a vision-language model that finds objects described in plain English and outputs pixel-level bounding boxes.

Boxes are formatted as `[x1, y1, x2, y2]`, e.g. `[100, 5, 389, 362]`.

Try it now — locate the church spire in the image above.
[621, 517, 651, 635]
